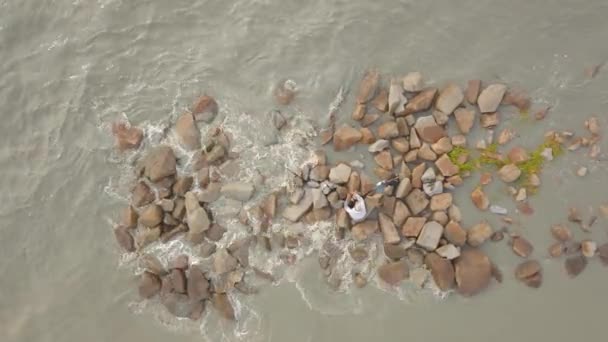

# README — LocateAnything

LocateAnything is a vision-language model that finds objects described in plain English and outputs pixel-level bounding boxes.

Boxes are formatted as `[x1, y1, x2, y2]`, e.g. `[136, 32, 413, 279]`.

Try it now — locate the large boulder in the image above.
[282, 189, 313, 222]
[144, 146, 177, 182]
[425, 253, 455, 291]
[454, 249, 492, 297]
[351, 220, 379, 241]
[192, 95, 218, 122]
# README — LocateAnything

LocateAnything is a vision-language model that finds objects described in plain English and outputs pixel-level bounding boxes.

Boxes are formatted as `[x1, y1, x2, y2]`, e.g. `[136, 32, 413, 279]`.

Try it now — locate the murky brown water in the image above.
[2, 0, 608, 341]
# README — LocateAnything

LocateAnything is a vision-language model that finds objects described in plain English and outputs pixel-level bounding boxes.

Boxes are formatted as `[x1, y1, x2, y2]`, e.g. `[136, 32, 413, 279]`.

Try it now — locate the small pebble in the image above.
[489, 205, 508, 215]
[576, 167, 588, 177]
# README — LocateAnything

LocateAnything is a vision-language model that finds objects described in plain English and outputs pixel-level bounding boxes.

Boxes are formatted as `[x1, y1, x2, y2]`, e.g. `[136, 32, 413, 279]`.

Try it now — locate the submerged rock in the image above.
[454, 249, 492, 297]
[192, 95, 218, 122]
[467, 221, 493, 247]
[138, 271, 162, 298]
[511, 236, 534, 258]
[565, 255, 587, 278]
[515, 260, 542, 288]
[377, 260, 409, 286]
[425, 253, 455, 291]
[212, 293, 236, 321]
[221, 182, 255, 201]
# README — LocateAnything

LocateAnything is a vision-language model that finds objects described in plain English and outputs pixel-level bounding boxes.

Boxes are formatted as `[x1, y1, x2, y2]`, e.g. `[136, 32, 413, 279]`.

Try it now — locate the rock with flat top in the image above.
[436, 244, 460, 260]
[368, 139, 389, 153]
[425, 253, 455, 291]
[470, 187, 489, 210]
[377, 260, 409, 286]
[144, 146, 177, 182]
[454, 249, 492, 296]
[221, 182, 255, 201]
[213, 248, 238, 274]
[379, 213, 401, 244]
[312, 188, 329, 209]
[378, 121, 400, 139]
[393, 200, 410, 227]
[139, 205, 163, 227]
[282, 189, 313, 222]
[395, 178, 412, 199]
[374, 150, 393, 170]
[406, 189, 429, 215]
[551, 224, 572, 242]
[329, 164, 352, 184]
[436, 83, 464, 115]
[465, 80, 481, 104]
[333, 124, 362, 151]
[351, 220, 379, 241]
[430, 193, 452, 211]
[416, 221, 443, 251]
[414, 116, 445, 143]
[454, 108, 475, 134]
[175, 113, 201, 150]
[356, 70, 379, 104]
[435, 154, 459, 177]
[478, 84, 507, 113]
[402, 217, 426, 238]
[403, 88, 436, 115]
[444, 221, 466, 246]
[388, 81, 407, 115]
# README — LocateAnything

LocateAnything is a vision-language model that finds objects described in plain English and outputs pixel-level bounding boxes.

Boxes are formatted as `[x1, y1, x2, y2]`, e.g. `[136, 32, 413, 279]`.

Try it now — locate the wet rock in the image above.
[511, 236, 534, 258]
[132, 181, 155, 207]
[581, 240, 597, 258]
[478, 84, 507, 113]
[480, 112, 500, 128]
[404, 87, 436, 115]
[221, 182, 255, 201]
[425, 253, 455, 291]
[112, 122, 144, 151]
[598, 243, 608, 265]
[333, 124, 362, 151]
[433, 109, 449, 125]
[192, 95, 218, 122]
[501, 88, 531, 111]
[454, 249, 492, 297]
[359, 128, 376, 144]
[144, 146, 177, 182]
[266, 109, 287, 130]
[416, 221, 443, 251]
[361, 113, 380, 127]
[548, 242, 564, 258]
[356, 70, 379, 104]
[229, 238, 251, 267]
[565, 255, 587, 278]
[200, 241, 217, 258]
[212, 293, 235, 321]
[436, 244, 460, 260]
[138, 271, 162, 298]
[175, 113, 201, 150]
[490, 231, 504, 242]
[388, 80, 407, 115]
[497, 164, 521, 183]
[114, 227, 135, 252]
[368, 139, 389, 153]
[203, 224, 225, 242]
[311, 188, 329, 210]
[197, 182, 221, 203]
[515, 260, 542, 288]
[377, 260, 409, 286]
[350, 103, 366, 121]
[378, 121, 400, 139]
[139, 205, 163, 228]
[454, 108, 475, 134]
[430, 193, 452, 211]
[393, 200, 411, 227]
[382, 243, 406, 260]
[169, 268, 187, 293]
[379, 213, 401, 244]
[565, 241, 582, 255]
[432, 211, 449, 226]
[353, 273, 368, 288]
[309, 165, 330, 182]
[205, 145, 225, 165]
[405, 188, 429, 215]
[170, 255, 189, 270]
[139, 254, 166, 276]
[465, 79, 481, 104]
[470, 187, 489, 211]
[351, 220, 379, 241]
[402, 216, 426, 238]
[185, 193, 211, 240]
[435, 154, 459, 177]
[414, 116, 445, 144]
[329, 164, 352, 184]
[436, 83, 464, 115]
[120, 206, 139, 229]
[443, 221, 466, 246]
[467, 221, 493, 247]
[550, 224, 572, 242]
[349, 246, 369, 262]
[213, 248, 238, 274]
[371, 88, 389, 112]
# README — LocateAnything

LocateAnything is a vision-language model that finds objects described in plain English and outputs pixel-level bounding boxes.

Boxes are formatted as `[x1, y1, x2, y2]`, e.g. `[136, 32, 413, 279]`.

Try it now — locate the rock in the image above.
[442, 221, 465, 247]
[139, 205, 163, 227]
[433, 211, 449, 226]
[411, 163, 425, 189]
[377, 261, 409, 286]
[391, 138, 409, 154]
[359, 128, 376, 144]
[111, 122, 144, 151]
[416, 221, 443, 251]
[175, 113, 201, 150]
[200, 241, 217, 258]
[185, 193, 211, 239]
[353, 273, 368, 288]
[451, 135, 467, 147]
[262, 193, 278, 218]
[478, 84, 507, 113]
[267, 109, 287, 130]
[371, 88, 389, 112]
[425, 253, 455, 291]
[511, 236, 534, 258]
[436, 244, 460, 260]
[379, 213, 401, 244]
[402, 72, 424, 92]
[551, 224, 572, 242]
[418, 144, 437, 161]
[138, 271, 161, 298]
[515, 260, 542, 288]
[565, 241, 582, 255]
[352, 103, 366, 121]
[409, 128, 421, 149]
[395, 178, 412, 199]
[347, 172, 361, 194]
[465, 80, 481, 104]
[548, 242, 564, 258]
[274, 79, 297, 105]
[192, 95, 218, 122]
[498, 164, 521, 183]
[212, 293, 235, 321]
[586, 116, 601, 135]
[565, 255, 587, 278]
[368, 139, 390, 153]
[430, 193, 452, 211]
[454, 108, 475, 134]
[401, 217, 425, 238]
[311, 188, 329, 209]
[221, 182, 255, 201]
[576, 167, 588, 177]
[120, 206, 139, 229]
[114, 227, 135, 252]
[139, 254, 166, 276]
[329, 164, 352, 184]
[423, 181, 443, 197]
[333, 124, 362, 151]
[204, 224, 226, 242]
[229, 238, 251, 267]
[131, 181, 155, 207]
[436, 83, 464, 115]
[405, 189, 429, 215]
[414, 116, 445, 144]
[213, 248, 238, 275]
[393, 200, 411, 227]
[435, 154, 459, 177]
[195, 182, 220, 203]
[361, 114, 380, 128]
[501, 87, 531, 111]
[598, 243, 608, 265]
[170, 255, 189, 270]
[373, 151, 393, 171]
[144, 146, 177, 182]
[351, 220, 379, 241]
[169, 268, 187, 293]
[581, 240, 597, 258]
[470, 187, 489, 211]
[378, 121, 400, 139]
[489, 205, 508, 215]
[384, 243, 407, 260]
[467, 221, 493, 247]
[431, 137, 452, 155]
[309, 165, 330, 182]
[410, 268, 429, 288]
[454, 249, 492, 297]
[480, 112, 500, 128]
[356, 70, 379, 104]
[433, 109, 449, 125]
[388, 81, 407, 115]
[404, 88, 436, 115]
[349, 246, 369, 262]
[172, 177, 193, 197]
[135, 226, 161, 249]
